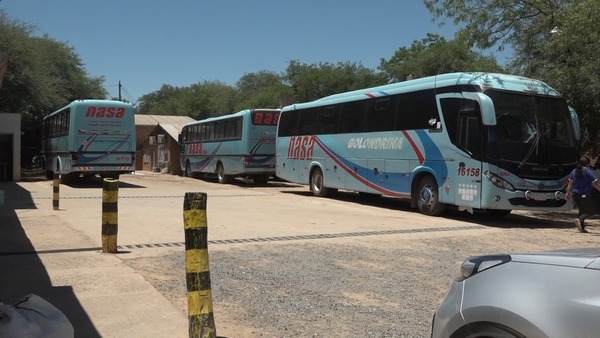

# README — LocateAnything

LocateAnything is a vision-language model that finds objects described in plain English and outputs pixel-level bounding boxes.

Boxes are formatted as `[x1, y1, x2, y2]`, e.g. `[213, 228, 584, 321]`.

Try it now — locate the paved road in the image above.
[2, 172, 598, 337]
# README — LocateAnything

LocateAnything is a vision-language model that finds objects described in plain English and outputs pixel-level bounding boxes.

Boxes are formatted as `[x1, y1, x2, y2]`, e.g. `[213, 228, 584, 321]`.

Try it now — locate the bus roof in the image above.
[183, 108, 280, 127]
[44, 99, 133, 119]
[283, 72, 561, 111]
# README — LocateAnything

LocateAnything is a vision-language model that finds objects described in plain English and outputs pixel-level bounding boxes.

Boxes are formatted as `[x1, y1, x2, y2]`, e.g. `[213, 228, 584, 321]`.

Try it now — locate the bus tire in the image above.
[216, 163, 231, 184]
[46, 170, 54, 180]
[185, 161, 193, 178]
[310, 167, 330, 197]
[416, 175, 445, 216]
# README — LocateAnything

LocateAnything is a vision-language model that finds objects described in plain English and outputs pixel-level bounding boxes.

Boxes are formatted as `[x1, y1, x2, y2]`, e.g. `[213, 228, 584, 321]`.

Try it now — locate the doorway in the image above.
[0, 134, 13, 181]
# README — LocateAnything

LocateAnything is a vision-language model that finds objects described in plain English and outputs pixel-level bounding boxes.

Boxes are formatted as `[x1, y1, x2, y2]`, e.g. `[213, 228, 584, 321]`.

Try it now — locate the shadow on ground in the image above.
[280, 188, 587, 230]
[0, 181, 101, 338]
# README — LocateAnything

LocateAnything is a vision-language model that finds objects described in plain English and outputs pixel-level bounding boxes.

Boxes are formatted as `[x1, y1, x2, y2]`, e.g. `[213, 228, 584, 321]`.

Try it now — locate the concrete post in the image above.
[183, 192, 216, 338]
[102, 178, 119, 253]
[52, 173, 60, 210]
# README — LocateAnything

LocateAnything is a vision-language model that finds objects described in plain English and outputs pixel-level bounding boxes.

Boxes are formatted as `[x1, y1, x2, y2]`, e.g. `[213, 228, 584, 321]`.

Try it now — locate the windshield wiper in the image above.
[518, 132, 541, 168]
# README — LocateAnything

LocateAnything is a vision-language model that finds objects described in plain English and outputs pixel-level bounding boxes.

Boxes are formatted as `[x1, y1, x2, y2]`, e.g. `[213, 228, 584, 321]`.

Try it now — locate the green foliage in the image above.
[136, 81, 238, 120]
[379, 33, 504, 82]
[424, 0, 565, 50]
[284, 60, 385, 102]
[0, 10, 106, 124]
[235, 70, 290, 110]
[424, 0, 600, 153]
[136, 61, 384, 120]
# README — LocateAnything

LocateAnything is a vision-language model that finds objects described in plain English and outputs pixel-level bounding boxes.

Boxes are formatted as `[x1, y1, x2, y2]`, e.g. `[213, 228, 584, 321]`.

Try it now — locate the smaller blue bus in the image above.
[180, 108, 280, 184]
[41, 99, 136, 182]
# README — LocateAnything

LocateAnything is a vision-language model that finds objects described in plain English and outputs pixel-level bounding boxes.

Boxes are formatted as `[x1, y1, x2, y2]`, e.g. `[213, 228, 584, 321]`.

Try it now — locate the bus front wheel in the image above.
[310, 168, 330, 197]
[416, 176, 445, 216]
[217, 163, 231, 184]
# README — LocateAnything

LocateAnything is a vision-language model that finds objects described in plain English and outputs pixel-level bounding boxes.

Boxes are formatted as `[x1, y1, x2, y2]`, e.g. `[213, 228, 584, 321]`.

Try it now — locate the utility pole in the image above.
[118, 81, 122, 100]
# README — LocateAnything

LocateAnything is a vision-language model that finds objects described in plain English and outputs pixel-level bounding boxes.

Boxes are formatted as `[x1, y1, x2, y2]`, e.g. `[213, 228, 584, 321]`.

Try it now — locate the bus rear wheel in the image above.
[217, 163, 231, 184]
[310, 168, 330, 197]
[416, 175, 445, 216]
[185, 161, 193, 178]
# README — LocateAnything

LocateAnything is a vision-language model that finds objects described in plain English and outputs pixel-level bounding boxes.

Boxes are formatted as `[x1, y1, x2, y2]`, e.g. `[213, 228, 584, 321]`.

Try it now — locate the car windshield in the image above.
[485, 90, 578, 179]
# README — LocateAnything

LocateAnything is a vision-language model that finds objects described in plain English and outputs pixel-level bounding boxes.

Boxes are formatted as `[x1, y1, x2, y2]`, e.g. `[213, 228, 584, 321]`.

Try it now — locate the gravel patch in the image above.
[125, 215, 599, 338]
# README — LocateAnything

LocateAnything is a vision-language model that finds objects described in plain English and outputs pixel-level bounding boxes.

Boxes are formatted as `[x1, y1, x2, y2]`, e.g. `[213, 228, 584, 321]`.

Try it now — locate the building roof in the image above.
[135, 114, 195, 126]
[135, 114, 195, 141]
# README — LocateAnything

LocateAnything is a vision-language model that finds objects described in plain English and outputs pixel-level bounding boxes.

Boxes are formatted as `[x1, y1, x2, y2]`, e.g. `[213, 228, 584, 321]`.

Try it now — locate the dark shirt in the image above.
[569, 167, 598, 196]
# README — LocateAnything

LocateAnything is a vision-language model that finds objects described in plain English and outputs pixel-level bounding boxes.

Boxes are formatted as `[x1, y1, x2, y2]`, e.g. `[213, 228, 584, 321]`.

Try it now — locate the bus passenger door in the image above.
[453, 113, 483, 211]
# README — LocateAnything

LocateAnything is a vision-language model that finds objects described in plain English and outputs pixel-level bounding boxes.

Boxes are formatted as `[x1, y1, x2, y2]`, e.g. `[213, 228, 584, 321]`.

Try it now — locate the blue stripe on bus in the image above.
[414, 129, 448, 184]
[77, 136, 132, 164]
[311, 130, 448, 197]
[189, 141, 274, 170]
[193, 143, 223, 171]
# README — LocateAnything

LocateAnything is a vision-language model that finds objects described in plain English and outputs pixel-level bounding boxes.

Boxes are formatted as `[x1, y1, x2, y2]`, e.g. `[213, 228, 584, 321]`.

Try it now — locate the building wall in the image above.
[0, 113, 21, 181]
[140, 128, 183, 175]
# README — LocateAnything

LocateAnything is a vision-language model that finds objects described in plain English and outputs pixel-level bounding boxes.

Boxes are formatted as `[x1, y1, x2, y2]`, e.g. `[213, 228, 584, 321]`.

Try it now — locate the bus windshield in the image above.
[486, 90, 577, 179]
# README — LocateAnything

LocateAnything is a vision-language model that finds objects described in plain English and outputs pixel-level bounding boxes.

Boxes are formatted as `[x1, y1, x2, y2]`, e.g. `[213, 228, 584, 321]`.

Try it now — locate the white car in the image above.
[432, 248, 600, 338]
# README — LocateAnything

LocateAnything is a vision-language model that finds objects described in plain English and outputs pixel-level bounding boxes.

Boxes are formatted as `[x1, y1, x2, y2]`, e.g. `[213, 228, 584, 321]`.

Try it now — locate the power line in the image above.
[112, 81, 138, 105]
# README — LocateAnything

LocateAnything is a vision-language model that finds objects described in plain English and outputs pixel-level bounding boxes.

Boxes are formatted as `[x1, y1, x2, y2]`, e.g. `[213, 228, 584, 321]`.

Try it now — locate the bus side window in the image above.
[317, 106, 338, 134]
[459, 114, 482, 159]
[440, 98, 482, 159]
[235, 117, 242, 139]
[439, 98, 460, 145]
[338, 100, 366, 134]
[278, 110, 300, 137]
[396, 90, 439, 130]
[298, 107, 319, 135]
[365, 97, 398, 132]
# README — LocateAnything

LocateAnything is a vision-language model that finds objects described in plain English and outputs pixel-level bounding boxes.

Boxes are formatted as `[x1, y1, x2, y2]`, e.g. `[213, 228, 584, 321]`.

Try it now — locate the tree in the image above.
[284, 60, 384, 102]
[235, 70, 290, 110]
[424, 0, 600, 152]
[136, 81, 237, 120]
[0, 10, 107, 163]
[379, 33, 504, 82]
[0, 10, 106, 120]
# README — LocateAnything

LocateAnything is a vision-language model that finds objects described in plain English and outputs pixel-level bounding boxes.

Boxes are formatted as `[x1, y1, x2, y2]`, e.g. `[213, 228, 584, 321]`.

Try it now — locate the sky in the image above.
[2, 0, 511, 104]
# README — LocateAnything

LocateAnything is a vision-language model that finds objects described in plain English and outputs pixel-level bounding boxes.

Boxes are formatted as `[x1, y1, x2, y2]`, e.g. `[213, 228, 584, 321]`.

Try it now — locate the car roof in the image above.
[509, 247, 600, 269]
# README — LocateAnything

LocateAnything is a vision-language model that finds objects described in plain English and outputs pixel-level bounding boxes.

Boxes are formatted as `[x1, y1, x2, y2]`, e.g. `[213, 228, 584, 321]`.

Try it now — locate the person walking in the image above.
[566, 156, 600, 233]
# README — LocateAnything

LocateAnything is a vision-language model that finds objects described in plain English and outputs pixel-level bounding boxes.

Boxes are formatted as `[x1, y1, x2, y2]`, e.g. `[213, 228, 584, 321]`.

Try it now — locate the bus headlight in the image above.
[484, 171, 516, 191]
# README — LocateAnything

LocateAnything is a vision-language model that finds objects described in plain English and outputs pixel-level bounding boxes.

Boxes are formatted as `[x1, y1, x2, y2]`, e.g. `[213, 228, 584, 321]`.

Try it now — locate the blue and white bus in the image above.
[276, 72, 581, 216]
[41, 99, 136, 181]
[180, 108, 280, 184]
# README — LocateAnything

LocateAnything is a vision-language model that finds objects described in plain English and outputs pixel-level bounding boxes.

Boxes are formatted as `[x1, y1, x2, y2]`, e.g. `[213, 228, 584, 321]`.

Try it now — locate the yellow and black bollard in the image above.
[183, 192, 216, 338]
[52, 172, 60, 210]
[101, 178, 119, 253]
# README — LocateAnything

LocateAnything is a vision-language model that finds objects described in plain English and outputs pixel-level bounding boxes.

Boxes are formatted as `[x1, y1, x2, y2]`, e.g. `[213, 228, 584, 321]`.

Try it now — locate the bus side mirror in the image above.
[462, 92, 496, 126]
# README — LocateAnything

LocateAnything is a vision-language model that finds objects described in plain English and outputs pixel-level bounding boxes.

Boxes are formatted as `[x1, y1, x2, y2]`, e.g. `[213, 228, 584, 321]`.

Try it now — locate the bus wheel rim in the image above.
[419, 186, 433, 206]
